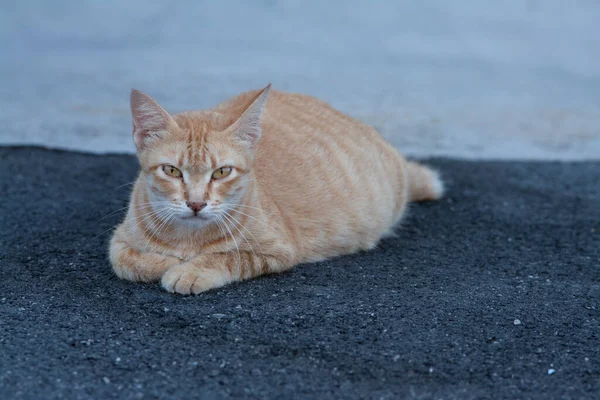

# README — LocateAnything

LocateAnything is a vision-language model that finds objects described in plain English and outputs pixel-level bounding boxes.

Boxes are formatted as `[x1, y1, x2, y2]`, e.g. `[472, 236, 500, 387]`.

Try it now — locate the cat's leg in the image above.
[160, 252, 290, 295]
[109, 236, 182, 283]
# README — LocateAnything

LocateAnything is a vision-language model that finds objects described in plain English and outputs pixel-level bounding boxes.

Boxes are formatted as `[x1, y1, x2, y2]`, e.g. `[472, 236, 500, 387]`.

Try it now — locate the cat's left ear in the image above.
[228, 84, 271, 149]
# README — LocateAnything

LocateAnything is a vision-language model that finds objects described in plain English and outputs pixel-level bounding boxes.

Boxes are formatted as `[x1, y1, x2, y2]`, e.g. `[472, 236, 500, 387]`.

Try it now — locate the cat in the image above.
[109, 84, 444, 294]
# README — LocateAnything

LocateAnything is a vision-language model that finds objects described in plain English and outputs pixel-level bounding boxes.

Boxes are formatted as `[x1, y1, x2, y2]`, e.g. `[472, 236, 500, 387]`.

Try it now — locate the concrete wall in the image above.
[1, 0, 599, 159]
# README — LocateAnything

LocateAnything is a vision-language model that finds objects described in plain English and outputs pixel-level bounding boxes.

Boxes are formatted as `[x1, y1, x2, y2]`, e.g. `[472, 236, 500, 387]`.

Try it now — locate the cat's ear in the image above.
[228, 84, 271, 149]
[130, 89, 176, 150]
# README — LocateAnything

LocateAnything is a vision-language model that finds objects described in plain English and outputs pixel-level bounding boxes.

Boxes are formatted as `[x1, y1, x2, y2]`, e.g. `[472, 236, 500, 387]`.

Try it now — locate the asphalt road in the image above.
[0, 147, 599, 399]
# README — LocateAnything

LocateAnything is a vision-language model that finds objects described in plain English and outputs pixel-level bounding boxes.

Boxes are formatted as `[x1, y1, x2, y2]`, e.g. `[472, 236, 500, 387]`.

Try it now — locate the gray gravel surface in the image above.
[1, 147, 599, 399]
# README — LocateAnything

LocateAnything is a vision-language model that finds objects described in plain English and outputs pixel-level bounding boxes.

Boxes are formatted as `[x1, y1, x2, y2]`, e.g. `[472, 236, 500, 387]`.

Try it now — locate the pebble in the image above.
[548, 369, 555, 375]
[103, 377, 111, 384]
[513, 319, 521, 325]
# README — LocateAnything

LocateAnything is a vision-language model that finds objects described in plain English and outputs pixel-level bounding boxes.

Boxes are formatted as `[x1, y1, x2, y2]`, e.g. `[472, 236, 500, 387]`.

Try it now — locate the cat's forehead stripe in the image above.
[175, 118, 215, 170]
[186, 121, 195, 168]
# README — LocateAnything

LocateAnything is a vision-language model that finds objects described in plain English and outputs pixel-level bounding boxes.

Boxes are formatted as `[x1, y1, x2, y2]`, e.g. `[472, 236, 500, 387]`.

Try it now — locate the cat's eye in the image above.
[212, 167, 233, 180]
[162, 165, 182, 178]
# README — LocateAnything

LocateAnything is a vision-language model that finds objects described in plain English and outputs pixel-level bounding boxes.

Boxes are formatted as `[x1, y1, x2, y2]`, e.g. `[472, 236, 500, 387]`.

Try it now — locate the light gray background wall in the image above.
[1, 0, 599, 159]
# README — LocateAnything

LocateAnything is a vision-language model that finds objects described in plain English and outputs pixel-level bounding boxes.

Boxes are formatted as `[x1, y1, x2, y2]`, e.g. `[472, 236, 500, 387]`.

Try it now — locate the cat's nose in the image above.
[186, 201, 207, 214]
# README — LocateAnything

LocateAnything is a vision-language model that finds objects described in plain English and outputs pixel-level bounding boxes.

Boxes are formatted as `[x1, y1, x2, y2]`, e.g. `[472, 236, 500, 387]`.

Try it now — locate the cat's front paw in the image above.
[161, 263, 230, 295]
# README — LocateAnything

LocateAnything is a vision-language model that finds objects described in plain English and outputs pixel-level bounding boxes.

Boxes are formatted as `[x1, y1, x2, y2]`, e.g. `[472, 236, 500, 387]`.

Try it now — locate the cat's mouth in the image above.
[181, 213, 211, 221]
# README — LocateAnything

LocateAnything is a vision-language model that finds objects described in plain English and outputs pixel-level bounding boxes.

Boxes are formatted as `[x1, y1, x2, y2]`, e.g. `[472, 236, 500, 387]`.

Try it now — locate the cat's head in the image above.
[129, 85, 270, 227]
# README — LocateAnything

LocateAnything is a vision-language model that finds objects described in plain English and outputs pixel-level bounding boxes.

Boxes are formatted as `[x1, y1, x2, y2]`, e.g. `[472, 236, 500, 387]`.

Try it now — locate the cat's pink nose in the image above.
[186, 201, 207, 214]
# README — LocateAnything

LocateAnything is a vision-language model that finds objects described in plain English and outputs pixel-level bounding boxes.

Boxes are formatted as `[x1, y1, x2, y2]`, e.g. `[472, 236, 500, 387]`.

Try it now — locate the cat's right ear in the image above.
[130, 89, 176, 151]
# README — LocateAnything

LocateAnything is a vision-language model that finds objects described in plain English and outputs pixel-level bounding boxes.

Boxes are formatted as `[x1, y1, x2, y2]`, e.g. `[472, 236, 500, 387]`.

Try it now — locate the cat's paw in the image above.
[109, 240, 183, 283]
[161, 263, 229, 295]
[112, 263, 140, 282]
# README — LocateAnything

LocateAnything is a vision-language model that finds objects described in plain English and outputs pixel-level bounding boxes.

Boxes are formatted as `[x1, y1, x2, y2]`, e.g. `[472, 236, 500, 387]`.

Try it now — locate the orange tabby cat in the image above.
[109, 84, 443, 294]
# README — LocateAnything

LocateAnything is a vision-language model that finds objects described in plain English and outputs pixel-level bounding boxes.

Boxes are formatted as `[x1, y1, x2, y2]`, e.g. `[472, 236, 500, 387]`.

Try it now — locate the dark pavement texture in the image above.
[0, 147, 598, 399]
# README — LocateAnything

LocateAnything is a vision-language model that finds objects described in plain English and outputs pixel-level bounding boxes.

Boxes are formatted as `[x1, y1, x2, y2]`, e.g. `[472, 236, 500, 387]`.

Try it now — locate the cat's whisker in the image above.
[130, 201, 176, 218]
[96, 207, 167, 240]
[134, 201, 172, 207]
[133, 207, 170, 221]
[96, 205, 170, 240]
[143, 210, 176, 253]
[99, 200, 172, 222]
[223, 203, 267, 213]
[93, 225, 120, 240]
[220, 206, 273, 232]
[213, 215, 230, 250]
[218, 214, 242, 276]
[97, 206, 132, 222]
[98, 203, 158, 222]
[129, 208, 168, 228]
[221, 210, 263, 255]
[215, 215, 235, 254]
[220, 210, 258, 259]
[127, 207, 173, 237]
[109, 182, 136, 191]
[145, 209, 179, 252]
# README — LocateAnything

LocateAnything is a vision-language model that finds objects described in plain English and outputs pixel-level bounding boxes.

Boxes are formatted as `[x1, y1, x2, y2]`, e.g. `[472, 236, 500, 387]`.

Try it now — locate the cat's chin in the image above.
[177, 214, 214, 228]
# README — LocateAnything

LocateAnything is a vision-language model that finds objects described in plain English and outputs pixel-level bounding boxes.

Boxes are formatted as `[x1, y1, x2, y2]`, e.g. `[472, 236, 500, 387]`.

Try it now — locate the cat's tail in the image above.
[406, 161, 444, 202]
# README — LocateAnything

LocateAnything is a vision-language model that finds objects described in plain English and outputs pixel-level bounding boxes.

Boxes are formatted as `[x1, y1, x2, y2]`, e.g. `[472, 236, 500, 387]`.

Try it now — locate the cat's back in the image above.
[215, 89, 381, 141]
[263, 90, 378, 141]
[257, 90, 399, 167]
[246, 89, 407, 261]
[257, 89, 401, 175]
